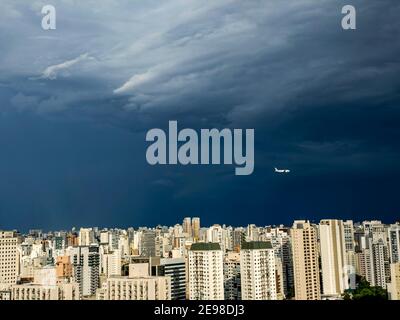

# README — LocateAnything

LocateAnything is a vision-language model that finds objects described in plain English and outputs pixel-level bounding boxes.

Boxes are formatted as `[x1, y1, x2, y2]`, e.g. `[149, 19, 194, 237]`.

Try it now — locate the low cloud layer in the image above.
[38, 53, 94, 80]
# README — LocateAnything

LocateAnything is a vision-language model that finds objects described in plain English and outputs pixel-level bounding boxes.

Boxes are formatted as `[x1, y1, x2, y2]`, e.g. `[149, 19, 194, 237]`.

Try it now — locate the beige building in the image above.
[357, 249, 374, 283]
[192, 217, 200, 241]
[56, 256, 73, 279]
[291, 220, 321, 300]
[319, 219, 348, 296]
[11, 282, 80, 300]
[99, 276, 171, 300]
[78, 228, 95, 246]
[129, 263, 149, 277]
[0, 231, 18, 285]
[188, 243, 224, 300]
[388, 263, 400, 300]
[183, 217, 192, 237]
[34, 266, 57, 286]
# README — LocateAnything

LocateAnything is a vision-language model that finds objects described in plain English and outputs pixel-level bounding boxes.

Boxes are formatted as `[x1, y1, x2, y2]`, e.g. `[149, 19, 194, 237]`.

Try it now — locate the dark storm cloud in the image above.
[0, 0, 399, 230]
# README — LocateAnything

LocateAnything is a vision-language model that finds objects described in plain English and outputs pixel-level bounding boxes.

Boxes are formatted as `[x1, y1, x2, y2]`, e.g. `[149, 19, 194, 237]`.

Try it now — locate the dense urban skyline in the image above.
[2, 215, 400, 234]
[1, 218, 400, 300]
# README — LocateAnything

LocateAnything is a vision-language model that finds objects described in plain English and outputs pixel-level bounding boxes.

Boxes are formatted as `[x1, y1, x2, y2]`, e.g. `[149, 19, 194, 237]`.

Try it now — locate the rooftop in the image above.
[241, 241, 273, 250]
[190, 243, 221, 251]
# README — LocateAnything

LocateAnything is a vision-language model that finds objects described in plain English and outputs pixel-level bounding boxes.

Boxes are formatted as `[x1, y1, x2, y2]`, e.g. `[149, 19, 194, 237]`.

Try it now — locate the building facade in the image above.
[224, 251, 241, 300]
[240, 241, 277, 300]
[291, 221, 321, 300]
[188, 243, 224, 300]
[319, 219, 348, 296]
[152, 257, 186, 300]
[69, 245, 100, 297]
[0, 231, 18, 285]
[100, 276, 171, 300]
[388, 263, 400, 300]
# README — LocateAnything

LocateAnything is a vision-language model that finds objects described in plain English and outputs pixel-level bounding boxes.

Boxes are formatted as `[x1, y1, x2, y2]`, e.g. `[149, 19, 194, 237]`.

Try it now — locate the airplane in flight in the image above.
[275, 167, 290, 173]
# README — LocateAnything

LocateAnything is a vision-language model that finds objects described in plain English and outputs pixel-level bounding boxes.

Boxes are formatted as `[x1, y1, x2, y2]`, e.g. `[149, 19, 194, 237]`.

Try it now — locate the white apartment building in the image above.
[188, 243, 224, 300]
[102, 250, 121, 277]
[371, 239, 390, 288]
[0, 231, 18, 285]
[240, 241, 277, 300]
[206, 225, 227, 252]
[343, 220, 355, 252]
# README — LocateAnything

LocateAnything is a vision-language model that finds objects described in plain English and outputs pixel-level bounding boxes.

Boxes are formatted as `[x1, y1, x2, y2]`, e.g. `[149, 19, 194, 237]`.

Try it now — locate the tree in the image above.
[342, 278, 388, 300]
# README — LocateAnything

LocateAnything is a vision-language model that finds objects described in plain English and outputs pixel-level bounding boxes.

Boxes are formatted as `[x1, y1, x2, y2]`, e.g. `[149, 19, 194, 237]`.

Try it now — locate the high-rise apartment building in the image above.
[319, 219, 348, 296]
[103, 250, 122, 277]
[69, 246, 100, 296]
[232, 228, 245, 251]
[183, 217, 192, 237]
[206, 225, 226, 252]
[140, 230, 156, 257]
[343, 220, 357, 285]
[291, 220, 321, 300]
[357, 248, 374, 284]
[265, 227, 294, 297]
[343, 220, 355, 251]
[246, 224, 260, 242]
[357, 238, 390, 289]
[240, 241, 277, 300]
[188, 243, 224, 300]
[371, 239, 390, 288]
[192, 217, 200, 241]
[224, 252, 241, 300]
[0, 231, 18, 285]
[388, 223, 400, 263]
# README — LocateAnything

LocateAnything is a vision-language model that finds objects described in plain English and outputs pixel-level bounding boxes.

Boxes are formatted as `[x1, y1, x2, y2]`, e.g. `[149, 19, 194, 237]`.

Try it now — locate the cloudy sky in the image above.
[0, 0, 399, 231]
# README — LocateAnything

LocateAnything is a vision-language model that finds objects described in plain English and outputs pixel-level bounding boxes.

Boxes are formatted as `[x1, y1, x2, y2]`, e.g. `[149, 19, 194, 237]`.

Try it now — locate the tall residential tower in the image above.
[291, 221, 321, 300]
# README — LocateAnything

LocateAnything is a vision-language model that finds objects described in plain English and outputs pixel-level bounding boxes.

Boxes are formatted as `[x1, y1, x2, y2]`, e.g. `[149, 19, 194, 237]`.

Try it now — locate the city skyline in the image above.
[1, 218, 400, 301]
[3, 215, 400, 234]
